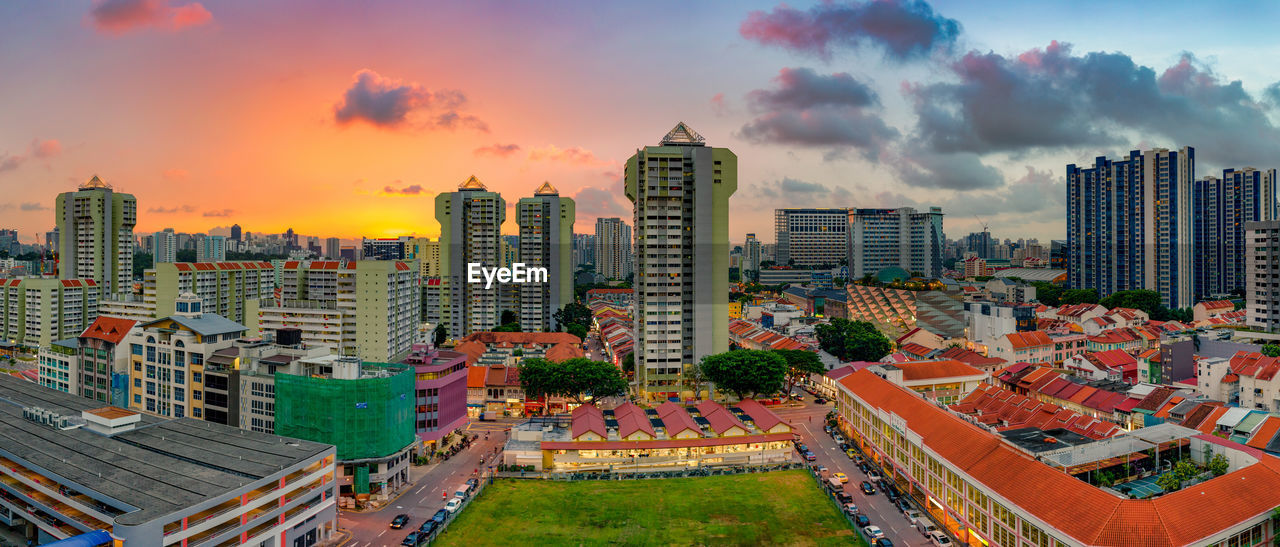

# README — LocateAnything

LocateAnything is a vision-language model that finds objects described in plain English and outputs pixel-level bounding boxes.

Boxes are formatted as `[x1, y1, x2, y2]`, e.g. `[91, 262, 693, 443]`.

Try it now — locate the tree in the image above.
[621, 352, 635, 375]
[553, 302, 592, 332]
[432, 324, 447, 346]
[559, 357, 627, 405]
[493, 322, 522, 333]
[1059, 288, 1099, 305]
[1263, 345, 1280, 358]
[517, 358, 557, 415]
[1155, 471, 1182, 492]
[775, 349, 825, 400]
[814, 319, 892, 363]
[566, 324, 588, 340]
[1207, 452, 1229, 477]
[682, 361, 708, 400]
[1099, 290, 1162, 315]
[699, 350, 787, 400]
[501, 310, 518, 325]
[1030, 281, 1062, 307]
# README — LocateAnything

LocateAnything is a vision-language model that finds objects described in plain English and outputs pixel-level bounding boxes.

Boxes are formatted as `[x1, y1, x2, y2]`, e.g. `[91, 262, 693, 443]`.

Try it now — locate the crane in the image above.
[973, 215, 990, 234]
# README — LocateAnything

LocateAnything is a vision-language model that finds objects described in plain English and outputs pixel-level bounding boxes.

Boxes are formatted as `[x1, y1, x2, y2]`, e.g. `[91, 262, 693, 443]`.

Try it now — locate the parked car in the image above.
[444, 497, 463, 513]
[400, 532, 421, 546]
[846, 448, 857, 459]
[874, 539, 895, 547]
[868, 471, 882, 482]
[834, 434, 845, 444]
[843, 503, 858, 516]
[817, 465, 828, 474]
[465, 477, 478, 492]
[815, 398, 828, 404]
[833, 472, 849, 483]
[919, 522, 939, 536]
[905, 510, 922, 526]
[390, 514, 410, 529]
[927, 531, 953, 546]
[431, 509, 449, 524]
[796, 443, 808, 453]
[863, 525, 885, 539]
[896, 498, 912, 513]
[854, 455, 865, 464]
[803, 452, 817, 462]
[837, 491, 854, 504]
[858, 462, 871, 473]
[854, 514, 871, 527]
[839, 442, 850, 451]
[419, 520, 439, 536]
[860, 481, 876, 495]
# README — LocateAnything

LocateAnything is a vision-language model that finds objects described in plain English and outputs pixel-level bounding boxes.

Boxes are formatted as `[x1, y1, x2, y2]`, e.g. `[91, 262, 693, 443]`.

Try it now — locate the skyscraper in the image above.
[516, 182, 574, 332]
[152, 228, 176, 266]
[230, 223, 242, 242]
[847, 207, 945, 279]
[625, 122, 736, 399]
[56, 176, 137, 296]
[1067, 147, 1195, 308]
[436, 175, 505, 338]
[964, 231, 994, 259]
[195, 234, 226, 261]
[774, 208, 848, 267]
[594, 217, 632, 280]
[1194, 167, 1277, 298]
[325, 237, 341, 259]
[743, 233, 761, 278]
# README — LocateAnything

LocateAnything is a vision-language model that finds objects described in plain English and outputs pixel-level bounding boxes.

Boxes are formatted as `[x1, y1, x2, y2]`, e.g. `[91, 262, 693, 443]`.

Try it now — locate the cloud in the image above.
[880, 140, 1004, 191]
[740, 0, 960, 61]
[147, 205, 196, 214]
[381, 183, 427, 196]
[745, 177, 855, 209]
[332, 69, 487, 131]
[739, 68, 897, 159]
[0, 138, 62, 173]
[528, 146, 617, 168]
[710, 93, 731, 116]
[473, 143, 521, 158]
[1265, 82, 1280, 107]
[202, 209, 235, 217]
[572, 186, 630, 218]
[906, 42, 1280, 165]
[19, 203, 47, 211]
[89, 0, 212, 35]
[162, 168, 188, 180]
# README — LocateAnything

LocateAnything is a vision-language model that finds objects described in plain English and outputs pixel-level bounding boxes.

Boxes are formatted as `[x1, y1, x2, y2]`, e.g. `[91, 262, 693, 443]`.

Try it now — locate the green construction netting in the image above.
[274, 367, 415, 461]
[354, 465, 370, 494]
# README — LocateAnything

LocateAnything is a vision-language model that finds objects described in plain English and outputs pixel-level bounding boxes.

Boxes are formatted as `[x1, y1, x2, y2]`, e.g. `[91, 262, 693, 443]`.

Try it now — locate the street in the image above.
[336, 420, 512, 547]
[773, 399, 930, 547]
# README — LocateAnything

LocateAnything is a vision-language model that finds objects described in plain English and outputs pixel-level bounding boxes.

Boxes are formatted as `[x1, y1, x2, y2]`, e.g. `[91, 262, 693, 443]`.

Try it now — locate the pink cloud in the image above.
[89, 0, 212, 35]
[474, 143, 521, 158]
[528, 145, 617, 168]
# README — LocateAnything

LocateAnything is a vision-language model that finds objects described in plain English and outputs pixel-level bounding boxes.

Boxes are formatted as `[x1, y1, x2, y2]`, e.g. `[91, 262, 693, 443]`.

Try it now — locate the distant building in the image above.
[362, 237, 408, 260]
[847, 207, 945, 279]
[774, 208, 848, 267]
[324, 237, 341, 259]
[516, 182, 575, 332]
[743, 233, 762, 278]
[965, 230, 993, 259]
[56, 176, 137, 296]
[1194, 168, 1277, 299]
[1247, 219, 1280, 332]
[151, 228, 176, 266]
[230, 223, 242, 241]
[0, 277, 100, 348]
[195, 234, 226, 261]
[595, 217, 632, 280]
[437, 176, 505, 338]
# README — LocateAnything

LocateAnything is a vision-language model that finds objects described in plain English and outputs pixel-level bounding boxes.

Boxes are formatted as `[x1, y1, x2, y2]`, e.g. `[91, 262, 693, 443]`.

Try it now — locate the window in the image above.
[146, 382, 156, 396]
[192, 372, 203, 383]
[174, 405, 184, 418]
[146, 346, 155, 362]
[175, 388, 185, 402]
[134, 394, 141, 404]
[193, 390, 202, 401]
[131, 344, 142, 356]
[193, 408, 202, 418]
[133, 378, 141, 388]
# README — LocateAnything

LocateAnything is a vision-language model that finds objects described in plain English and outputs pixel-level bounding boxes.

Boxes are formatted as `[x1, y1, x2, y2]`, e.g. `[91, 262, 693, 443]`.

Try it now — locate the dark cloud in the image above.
[0, 155, 20, 173]
[147, 205, 196, 214]
[748, 177, 855, 208]
[572, 186, 630, 218]
[332, 69, 487, 131]
[382, 183, 426, 196]
[1263, 81, 1280, 107]
[89, 0, 211, 35]
[19, 203, 47, 212]
[882, 140, 1004, 191]
[202, 209, 235, 217]
[739, 69, 897, 159]
[473, 144, 521, 158]
[746, 68, 877, 110]
[740, 0, 960, 61]
[907, 42, 1280, 165]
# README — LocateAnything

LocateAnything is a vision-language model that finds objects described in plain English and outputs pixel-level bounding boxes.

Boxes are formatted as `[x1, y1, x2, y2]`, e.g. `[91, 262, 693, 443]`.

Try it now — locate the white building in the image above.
[195, 234, 226, 261]
[516, 182, 574, 332]
[774, 208, 848, 267]
[436, 176, 505, 338]
[55, 176, 137, 297]
[743, 233, 762, 277]
[1247, 220, 1280, 332]
[595, 217, 633, 280]
[847, 207, 945, 279]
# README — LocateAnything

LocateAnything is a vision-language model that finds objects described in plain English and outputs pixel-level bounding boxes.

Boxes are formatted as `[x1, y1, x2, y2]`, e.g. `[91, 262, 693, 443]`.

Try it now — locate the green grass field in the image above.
[434, 470, 860, 546]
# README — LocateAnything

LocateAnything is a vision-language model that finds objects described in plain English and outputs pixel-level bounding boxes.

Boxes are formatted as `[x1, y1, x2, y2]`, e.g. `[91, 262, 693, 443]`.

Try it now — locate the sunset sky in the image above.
[2, 0, 1279, 244]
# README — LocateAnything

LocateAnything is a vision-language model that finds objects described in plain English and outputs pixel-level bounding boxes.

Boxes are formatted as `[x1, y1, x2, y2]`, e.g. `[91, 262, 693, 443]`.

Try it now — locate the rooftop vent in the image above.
[23, 406, 85, 431]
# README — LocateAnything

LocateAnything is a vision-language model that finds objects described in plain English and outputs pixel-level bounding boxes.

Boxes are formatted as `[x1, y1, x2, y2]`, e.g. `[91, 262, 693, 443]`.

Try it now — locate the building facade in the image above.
[774, 208, 848, 267]
[516, 182, 575, 332]
[399, 344, 469, 447]
[436, 176, 505, 338]
[595, 217, 633, 280]
[1067, 147, 1195, 308]
[195, 234, 226, 262]
[0, 277, 99, 348]
[1194, 167, 1277, 299]
[1247, 220, 1280, 332]
[743, 233, 762, 278]
[625, 122, 736, 399]
[55, 176, 137, 297]
[148, 261, 274, 331]
[847, 207, 945, 279]
[151, 228, 176, 266]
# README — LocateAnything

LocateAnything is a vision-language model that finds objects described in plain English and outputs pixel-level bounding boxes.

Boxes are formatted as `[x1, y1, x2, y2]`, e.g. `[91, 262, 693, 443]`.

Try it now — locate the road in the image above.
[337, 420, 513, 547]
[773, 399, 930, 547]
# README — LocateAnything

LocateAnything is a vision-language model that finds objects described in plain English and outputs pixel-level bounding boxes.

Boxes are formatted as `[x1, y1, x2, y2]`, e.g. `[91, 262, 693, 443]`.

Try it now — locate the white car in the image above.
[868, 471, 882, 481]
[927, 530, 953, 546]
[843, 503, 858, 515]
[444, 497, 463, 513]
[863, 525, 884, 539]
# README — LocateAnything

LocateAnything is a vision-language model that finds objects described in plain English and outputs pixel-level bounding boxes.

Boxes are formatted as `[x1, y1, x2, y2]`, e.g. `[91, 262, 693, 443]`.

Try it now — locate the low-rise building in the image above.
[867, 360, 989, 404]
[503, 400, 794, 472]
[399, 344, 469, 448]
[1195, 300, 1237, 323]
[0, 374, 337, 546]
[1062, 349, 1139, 383]
[36, 338, 77, 395]
[74, 316, 138, 406]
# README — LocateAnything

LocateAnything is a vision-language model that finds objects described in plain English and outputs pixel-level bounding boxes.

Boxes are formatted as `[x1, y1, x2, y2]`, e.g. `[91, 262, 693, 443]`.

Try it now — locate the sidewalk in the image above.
[341, 461, 442, 514]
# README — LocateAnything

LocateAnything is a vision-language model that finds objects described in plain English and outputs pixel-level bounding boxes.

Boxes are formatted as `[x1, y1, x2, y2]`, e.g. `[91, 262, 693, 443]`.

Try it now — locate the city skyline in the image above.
[4, 1, 1280, 244]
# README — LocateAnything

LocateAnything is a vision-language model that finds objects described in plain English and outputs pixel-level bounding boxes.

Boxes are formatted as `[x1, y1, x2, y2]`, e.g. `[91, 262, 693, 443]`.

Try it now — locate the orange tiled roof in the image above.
[897, 360, 985, 382]
[79, 316, 137, 345]
[1005, 330, 1052, 349]
[1198, 300, 1234, 311]
[1247, 417, 1280, 449]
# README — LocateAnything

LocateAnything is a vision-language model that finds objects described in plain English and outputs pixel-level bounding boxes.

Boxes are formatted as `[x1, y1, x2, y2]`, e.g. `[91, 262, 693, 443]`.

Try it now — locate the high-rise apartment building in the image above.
[1067, 147, 1195, 308]
[516, 182, 575, 332]
[572, 233, 596, 270]
[405, 237, 439, 277]
[965, 231, 994, 259]
[743, 233, 762, 277]
[362, 237, 408, 260]
[847, 207, 945, 279]
[774, 208, 848, 267]
[56, 176, 137, 296]
[625, 122, 736, 399]
[1194, 168, 1277, 298]
[595, 217, 632, 280]
[325, 237, 341, 259]
[259, 259, 419, 361]
[0, 277, 99, 348]
[1247, 220, 1280, 332]
[152, 228, 176, 266]
[436, 176, 505, 338]
[196, 234, 226, 261]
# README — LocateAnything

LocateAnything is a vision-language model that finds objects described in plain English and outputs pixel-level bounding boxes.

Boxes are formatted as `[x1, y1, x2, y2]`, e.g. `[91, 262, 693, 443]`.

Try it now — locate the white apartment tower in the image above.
[516, 182, 575, 332]
[436, 176, 506, 338]
[774, 208, 849, 267]
[595, 217, 633, 280]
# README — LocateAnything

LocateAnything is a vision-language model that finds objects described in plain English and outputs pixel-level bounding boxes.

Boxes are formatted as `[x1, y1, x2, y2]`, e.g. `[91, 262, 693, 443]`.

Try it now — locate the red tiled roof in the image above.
[1198, 300, 1234, 310]
[466, 366, 487, 389]
[847, 370, 1280, 546]
[897, 360, 985, 382]
[655, 401, 701, 437]
[1230, 351, 1280, 381]
[735, 398, 787, 432]
[937, 347, 1006, 369]
[79, 316, 137, 345]
[613, 402, 655, 438]
[1247, 416, 1280, 450]
[1005, 330, 1052, 349]
[571, 404, 607, 439]
[895, 327, 923, 344]
[899, 342, 931, 357]
[542, 432, 792, 451]
[695, 400, 748, 435]
[1134, 386, 1176, 412]
[1197, 407, 1231, 434]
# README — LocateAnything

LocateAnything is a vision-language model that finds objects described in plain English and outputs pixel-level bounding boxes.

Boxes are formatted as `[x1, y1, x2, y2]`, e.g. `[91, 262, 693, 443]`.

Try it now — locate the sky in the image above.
[2, 0, 1279, 244]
